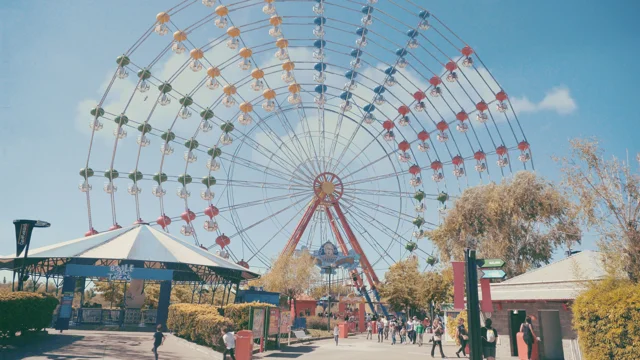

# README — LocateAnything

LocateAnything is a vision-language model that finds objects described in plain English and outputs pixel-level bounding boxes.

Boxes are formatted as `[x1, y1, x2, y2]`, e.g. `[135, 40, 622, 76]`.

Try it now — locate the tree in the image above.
[428, 171, 581, 277]
[378, 257, 428, 313]
[94, 281, 125, 308]
[248, 250, 319, 314]
[309, 283, 353, 300]
[556, 138, 640, 282]
[422, 269, 453, 307]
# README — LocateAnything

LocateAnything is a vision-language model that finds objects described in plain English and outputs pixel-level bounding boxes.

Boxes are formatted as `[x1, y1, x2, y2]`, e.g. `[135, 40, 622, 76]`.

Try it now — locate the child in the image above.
[366, 322, 372, 340]
[400, 326, 407, 344]
[391, 323, 397, 345]
[334, 324, 340, 346]
[152, 324, 166, 360]
[221, 327, 237, 360]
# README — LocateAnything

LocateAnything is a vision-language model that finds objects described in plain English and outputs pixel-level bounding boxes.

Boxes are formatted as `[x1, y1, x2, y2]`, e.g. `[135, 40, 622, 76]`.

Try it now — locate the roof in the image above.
[482, 251, 606, 302]
[0, 224, 258, 279]
[296, 294, 316, 301]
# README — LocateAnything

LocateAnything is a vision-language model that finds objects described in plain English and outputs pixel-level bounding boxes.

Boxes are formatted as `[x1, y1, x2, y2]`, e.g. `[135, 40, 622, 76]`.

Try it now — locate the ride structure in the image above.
[79, 0, 532, 317]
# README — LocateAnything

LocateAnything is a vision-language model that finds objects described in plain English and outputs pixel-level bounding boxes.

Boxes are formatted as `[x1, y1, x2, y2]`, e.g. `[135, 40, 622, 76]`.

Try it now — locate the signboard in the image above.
[311, 242, 360, 271]
[109, 264, 134, 281]
[479, 269, 506, 280]
[477, 258, 505, 268]
[279, 311, 292, 334]
[65, 264, 173, 281]
[13, 219, 50, 257]
[59, 292, 74, 318]
[252, 308, 266, 338]
[268, 308, 280, 336]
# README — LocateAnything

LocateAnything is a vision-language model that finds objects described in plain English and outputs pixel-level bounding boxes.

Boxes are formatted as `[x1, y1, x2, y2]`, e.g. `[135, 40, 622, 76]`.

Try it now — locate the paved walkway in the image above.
[257, 334, 495, 360]
[5, 329, 216, 360]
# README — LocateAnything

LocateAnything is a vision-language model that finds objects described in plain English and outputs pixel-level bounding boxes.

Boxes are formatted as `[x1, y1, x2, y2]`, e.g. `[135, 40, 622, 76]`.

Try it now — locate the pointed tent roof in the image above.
[0, 224, 258, 279]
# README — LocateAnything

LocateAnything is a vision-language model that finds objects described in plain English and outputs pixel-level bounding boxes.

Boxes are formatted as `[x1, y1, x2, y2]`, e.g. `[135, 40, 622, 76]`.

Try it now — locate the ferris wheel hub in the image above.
[313, 172, 343, 204]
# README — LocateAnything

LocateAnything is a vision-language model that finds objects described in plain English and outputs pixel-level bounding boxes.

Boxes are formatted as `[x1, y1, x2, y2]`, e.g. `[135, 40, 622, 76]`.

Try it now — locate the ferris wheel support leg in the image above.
[327, 207, 378, 316]
[283, 198, 322, 255]
[332, 201, 387, 315]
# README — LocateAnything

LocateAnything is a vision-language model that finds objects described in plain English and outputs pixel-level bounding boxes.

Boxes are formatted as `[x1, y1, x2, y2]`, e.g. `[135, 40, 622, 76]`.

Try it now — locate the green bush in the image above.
[0, 291, 59, 336]
[305, 316, 329, 330]
[167, 302, 274, 349]
[222, 302, 275, 331]
[573, 279, 640, 359]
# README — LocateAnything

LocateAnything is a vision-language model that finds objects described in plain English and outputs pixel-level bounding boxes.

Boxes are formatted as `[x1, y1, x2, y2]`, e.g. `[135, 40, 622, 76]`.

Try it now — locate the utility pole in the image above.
[465, 248, 483, 360]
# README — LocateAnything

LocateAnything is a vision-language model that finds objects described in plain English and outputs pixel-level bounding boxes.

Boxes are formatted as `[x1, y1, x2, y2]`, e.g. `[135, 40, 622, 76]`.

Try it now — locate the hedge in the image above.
[573, 279, 640, 360]
[0, 291, 59, 336]
[222, 302, 275, 331]
[305, 316, 329, 331]
[446, 310, 467, 345]
[167, 302, 274, 349]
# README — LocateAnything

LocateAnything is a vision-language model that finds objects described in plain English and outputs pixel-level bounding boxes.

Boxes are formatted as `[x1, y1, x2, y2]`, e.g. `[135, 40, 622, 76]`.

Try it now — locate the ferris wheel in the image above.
[79, 0, 532, 308]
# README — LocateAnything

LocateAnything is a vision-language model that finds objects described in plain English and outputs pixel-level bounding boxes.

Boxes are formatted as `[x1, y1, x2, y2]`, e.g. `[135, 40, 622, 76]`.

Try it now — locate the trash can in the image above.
[235, 330, 254, 360]
[339, 323, 348, 338]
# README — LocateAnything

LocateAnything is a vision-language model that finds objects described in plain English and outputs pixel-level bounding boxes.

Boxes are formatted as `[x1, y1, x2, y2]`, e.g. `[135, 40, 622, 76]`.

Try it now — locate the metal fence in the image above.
[66, 308, 158, 326]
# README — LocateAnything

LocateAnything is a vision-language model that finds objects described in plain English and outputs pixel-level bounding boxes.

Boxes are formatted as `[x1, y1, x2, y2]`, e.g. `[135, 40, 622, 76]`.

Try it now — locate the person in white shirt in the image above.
[221, 328, 236, 360]
[382, 317, 389, 340]
[366, 322, 372, 340]
[405, 319, 414, 345]
[334, 324, 340, 346]
[412, 317, 421, 344]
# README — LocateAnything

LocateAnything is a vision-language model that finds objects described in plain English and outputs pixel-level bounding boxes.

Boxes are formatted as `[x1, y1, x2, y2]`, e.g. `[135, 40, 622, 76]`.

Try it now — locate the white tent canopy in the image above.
[1, 224, 258, 279]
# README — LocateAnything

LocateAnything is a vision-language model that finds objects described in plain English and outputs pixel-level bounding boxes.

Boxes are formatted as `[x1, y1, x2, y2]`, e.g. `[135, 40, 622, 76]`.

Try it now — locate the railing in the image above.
[70, 308, 158, 325]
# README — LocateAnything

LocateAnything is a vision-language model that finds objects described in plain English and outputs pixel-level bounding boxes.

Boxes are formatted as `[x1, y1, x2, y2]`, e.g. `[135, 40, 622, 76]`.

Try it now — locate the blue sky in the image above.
[1, 0, 639, 275]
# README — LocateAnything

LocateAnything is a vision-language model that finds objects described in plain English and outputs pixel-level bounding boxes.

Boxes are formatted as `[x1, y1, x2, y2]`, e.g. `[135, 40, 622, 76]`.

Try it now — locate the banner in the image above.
[452, 261, 465, 311]
[279, 311, 292, 334]
[252, 308, 265, 338]
[13, 219, 50, 257]
[268, 308, 280, 336]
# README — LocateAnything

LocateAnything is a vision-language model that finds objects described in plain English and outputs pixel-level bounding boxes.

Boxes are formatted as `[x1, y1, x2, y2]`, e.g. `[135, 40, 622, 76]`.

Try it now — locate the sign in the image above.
[477, 258, 505, 268]
[268, 308, 280, 336]
[479, 269, 506, 280]
[311, 242, 360, 271]
[279, 311, 292, 334]
[59, 292, 74, 318]
[109, 264, 134, 281]
[66, 264, 173, 281]
[252, 308, 266, 338]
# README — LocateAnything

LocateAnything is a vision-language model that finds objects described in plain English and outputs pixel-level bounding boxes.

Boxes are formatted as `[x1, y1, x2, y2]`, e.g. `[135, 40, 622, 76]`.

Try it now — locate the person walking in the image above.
[430, 318, 446, 358]
[334, 324, 340, 346]
[412, 316, 420, 344]
[405, 318, 414, 344]
[221, 327, 237, 360]
[366, 321, 373, 340]
[481, 318, 498, 360]
[383, 316, 389, 340]
[455, 318, 468, 357]
[391, 321, 397, 345]
[151, 324, 166, 360]
[400, 326, 407, 344]
[520, 316, 535, 360]
[377, 318, 385, 343]
[415, 318, 425, 346]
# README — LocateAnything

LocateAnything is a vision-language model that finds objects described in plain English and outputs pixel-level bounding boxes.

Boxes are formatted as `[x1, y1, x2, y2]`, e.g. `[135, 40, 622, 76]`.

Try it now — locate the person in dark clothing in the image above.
[481, 318, 498, 360]
[152, 324, 166, 360]
[455, 318, 468, 357]
[520, 316, 535, 360]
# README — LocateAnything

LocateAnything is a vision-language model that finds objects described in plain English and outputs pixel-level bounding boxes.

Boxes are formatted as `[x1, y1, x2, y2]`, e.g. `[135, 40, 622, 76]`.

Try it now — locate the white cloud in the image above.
[511, 87, 577, 115]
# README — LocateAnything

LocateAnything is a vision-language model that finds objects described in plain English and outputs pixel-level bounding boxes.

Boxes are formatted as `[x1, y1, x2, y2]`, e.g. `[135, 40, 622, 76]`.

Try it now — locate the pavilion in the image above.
[0, 224, 259, 329]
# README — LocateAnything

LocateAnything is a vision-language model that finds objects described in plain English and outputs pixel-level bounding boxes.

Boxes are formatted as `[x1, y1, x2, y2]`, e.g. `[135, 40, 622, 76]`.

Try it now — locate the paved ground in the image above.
[4, 330, 516, 360]
[257, 334, 490, 360]
[4, 329, 216, 360]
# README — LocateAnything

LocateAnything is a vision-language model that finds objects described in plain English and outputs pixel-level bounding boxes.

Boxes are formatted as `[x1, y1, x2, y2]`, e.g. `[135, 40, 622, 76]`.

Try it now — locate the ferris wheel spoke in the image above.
[219, 153, 307, 186]
[341, 194, 414, 222]
[218, 189, 312, 212]
[342, 168, 409, 187]
[217, 179, 309, 191]
[225, 195, 312, 240]
[332, 208, 394, 268]
[246, 201, 310, 262]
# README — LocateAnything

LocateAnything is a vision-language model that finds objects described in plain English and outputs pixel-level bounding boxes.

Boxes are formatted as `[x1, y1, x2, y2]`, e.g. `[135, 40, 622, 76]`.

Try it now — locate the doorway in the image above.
[508, 310, 526, 356]
[539, 310, 564, 359]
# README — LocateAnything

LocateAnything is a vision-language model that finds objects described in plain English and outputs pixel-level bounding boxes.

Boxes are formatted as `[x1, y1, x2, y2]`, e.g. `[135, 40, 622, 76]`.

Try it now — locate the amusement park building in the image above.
[480, 250, 605, 360]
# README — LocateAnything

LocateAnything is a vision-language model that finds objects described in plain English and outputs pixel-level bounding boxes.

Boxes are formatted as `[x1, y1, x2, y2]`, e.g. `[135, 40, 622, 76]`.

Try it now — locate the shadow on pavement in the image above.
[263, 344, 320, 358]
[2, 334, 85, 360]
